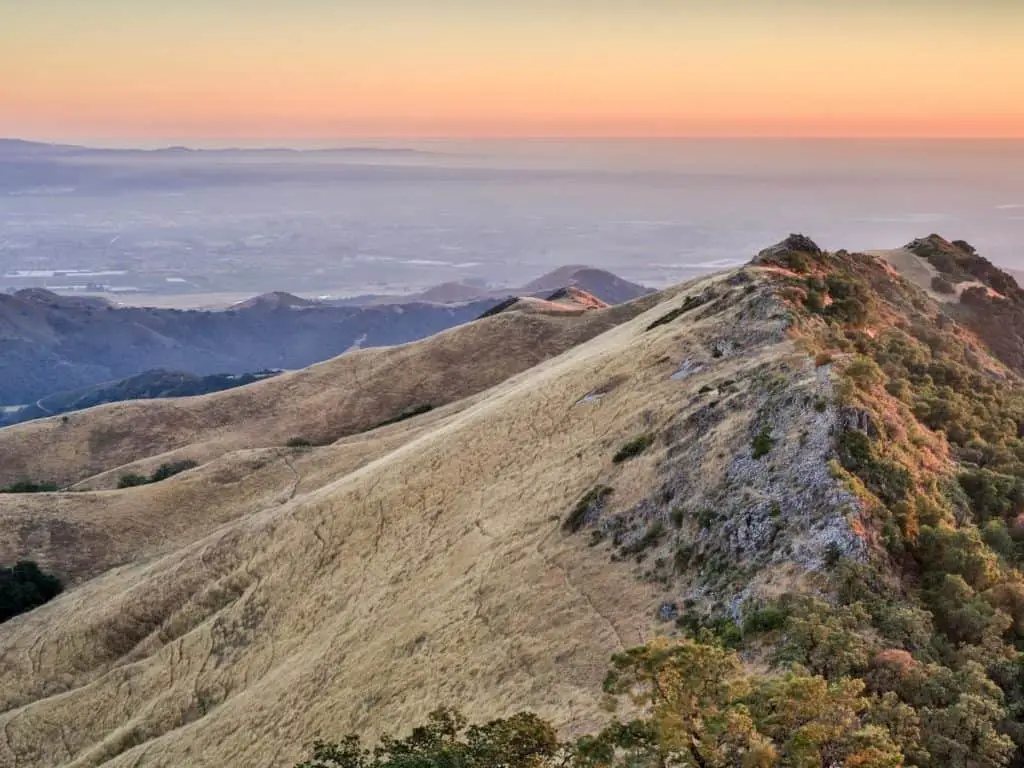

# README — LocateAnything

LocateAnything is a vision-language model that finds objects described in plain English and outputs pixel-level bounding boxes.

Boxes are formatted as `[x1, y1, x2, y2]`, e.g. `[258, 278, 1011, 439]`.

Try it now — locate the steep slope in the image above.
[0, 267, 805, 768]
[4, 238, 1024, 768]
[876, 234, 1024, 374]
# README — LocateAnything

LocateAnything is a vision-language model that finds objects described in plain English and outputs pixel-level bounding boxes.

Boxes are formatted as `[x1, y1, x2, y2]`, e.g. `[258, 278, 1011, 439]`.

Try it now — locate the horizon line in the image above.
[8, 134, 1024, 148]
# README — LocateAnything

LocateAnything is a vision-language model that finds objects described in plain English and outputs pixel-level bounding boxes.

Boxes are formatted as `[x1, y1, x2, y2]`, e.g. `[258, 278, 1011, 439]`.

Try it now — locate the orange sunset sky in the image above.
[2, 0, 1023, 141]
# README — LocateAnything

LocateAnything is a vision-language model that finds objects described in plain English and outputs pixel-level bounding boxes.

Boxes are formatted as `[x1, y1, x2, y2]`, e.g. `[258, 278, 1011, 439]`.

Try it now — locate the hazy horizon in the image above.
[3, 137, 1023, 304]
[11, 136, 1024, 151]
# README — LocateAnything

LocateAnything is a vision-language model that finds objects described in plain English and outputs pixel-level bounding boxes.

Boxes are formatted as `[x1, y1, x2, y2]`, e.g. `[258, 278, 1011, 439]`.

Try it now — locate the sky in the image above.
[2, 0, 1024, 141]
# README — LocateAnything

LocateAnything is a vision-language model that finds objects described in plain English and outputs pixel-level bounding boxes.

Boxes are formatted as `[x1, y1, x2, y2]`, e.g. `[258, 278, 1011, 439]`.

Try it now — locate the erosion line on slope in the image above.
[536, 526, 626, 651]
[281, 453, 302, 502]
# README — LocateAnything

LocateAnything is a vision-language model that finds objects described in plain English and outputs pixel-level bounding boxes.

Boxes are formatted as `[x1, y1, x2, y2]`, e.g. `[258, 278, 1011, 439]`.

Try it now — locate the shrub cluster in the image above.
[612, 433, 654, 463]
[0, 480, 59, 493]
[118, 460, 198, 489]
[0, 561, 63, 623]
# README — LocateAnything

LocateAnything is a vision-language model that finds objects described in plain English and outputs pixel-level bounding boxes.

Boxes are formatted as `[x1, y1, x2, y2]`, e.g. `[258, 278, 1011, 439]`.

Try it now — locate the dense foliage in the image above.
[0, 480, 59, 493]
[757, 239, 1024, 766]
[297, 638, 908, 768]
[118, 459, 198, 489]
[0, 561, 63, 623]
[612, 433, 655, 463]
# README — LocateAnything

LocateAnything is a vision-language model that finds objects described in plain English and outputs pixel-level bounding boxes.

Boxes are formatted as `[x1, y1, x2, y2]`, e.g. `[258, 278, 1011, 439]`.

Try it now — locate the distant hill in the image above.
[230, 291, 321, 311]
[0, 267, 648, 406]
[0, 288, 501, 405]
[479, 287, 610, 319]
[521, 266, 653, 305]
[0, 368, 282, 426]
[333, 266, 652, 307]
[0, 137, 431, 158]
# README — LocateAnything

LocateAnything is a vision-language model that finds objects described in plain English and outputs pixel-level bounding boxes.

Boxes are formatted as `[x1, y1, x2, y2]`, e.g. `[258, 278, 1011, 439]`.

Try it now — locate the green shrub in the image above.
[1, 481, 59, 493]
[742, 606, 788, 635]
[151, 460, 199, 483]
[824, 542, 843, 568]
[612, 433, 655, 463]
[372, 404, 434, 430]
[959, 469, 1024, 525]
[117, 474, 149, 489]
[294, 707, 559, 768]
[931, 275, 956, 294]
[697, 508, 718, 528]
[563, 486, 613, 533]
[751, 425, 774, 459]
[836, 430, 911, 505]
[1, 561, 63, 623]
[823, 275, 871, 324]
[118, 460, 198, 489]
[286, 437, 313, 448]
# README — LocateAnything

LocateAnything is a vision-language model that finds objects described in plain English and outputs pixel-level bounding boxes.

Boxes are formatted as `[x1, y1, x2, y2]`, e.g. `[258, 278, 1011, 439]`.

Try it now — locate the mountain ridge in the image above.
[2, 236, 1024, 767]
[0, 267, 649, 406]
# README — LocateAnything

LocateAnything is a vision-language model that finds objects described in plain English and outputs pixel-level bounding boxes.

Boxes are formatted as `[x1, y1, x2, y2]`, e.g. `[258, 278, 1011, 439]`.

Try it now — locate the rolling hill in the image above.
[2, 236, 1024, 767]
[0, 267, 650, 408]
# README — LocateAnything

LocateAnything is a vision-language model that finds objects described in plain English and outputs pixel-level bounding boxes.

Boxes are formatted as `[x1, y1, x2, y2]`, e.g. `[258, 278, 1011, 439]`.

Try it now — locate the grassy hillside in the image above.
[2, 239, 1024, 767]
[0, 300, 652, 490]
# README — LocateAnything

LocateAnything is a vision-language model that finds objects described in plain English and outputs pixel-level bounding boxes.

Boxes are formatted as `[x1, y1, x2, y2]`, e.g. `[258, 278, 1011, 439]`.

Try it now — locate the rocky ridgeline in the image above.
[571, 255, 869, 620]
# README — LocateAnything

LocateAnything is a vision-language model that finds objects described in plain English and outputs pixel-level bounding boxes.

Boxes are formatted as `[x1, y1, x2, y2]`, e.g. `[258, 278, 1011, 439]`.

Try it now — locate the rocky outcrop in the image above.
[752, 233, 823, 264]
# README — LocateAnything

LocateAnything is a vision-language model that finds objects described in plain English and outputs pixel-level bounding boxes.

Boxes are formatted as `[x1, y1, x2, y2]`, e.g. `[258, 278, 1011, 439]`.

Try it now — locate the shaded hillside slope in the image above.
[869, 234, 1024, 375]
[0, 369, 282, 427]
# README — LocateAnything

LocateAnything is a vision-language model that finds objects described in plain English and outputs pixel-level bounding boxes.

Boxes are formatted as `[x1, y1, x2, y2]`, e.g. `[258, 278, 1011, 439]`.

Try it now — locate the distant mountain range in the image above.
[0, 138, 429, 157]
[0, 266, 651, 408]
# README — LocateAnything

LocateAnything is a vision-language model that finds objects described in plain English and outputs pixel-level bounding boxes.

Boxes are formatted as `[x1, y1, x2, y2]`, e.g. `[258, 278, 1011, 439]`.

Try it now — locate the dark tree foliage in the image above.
[117, 460, 198, 489]
[296, 708, 559, 768]
[0, 480, 59, 493]
[0, 561, 63, 623]
[612, 433, 654, 463]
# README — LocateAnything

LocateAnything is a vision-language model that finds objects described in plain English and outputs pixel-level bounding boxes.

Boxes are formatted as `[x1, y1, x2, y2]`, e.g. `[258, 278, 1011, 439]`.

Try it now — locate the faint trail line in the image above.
[536, 527, 626, 650]
[281, 454, 301, 501]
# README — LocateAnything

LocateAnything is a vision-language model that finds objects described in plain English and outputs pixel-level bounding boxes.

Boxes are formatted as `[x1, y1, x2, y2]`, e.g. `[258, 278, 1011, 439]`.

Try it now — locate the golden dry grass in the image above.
[0, 300, 654, 491]
[0, 271, 807, 767]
